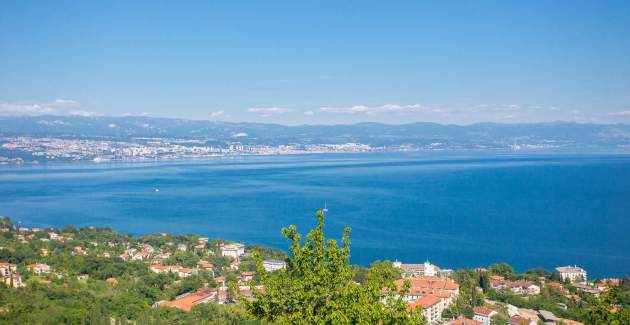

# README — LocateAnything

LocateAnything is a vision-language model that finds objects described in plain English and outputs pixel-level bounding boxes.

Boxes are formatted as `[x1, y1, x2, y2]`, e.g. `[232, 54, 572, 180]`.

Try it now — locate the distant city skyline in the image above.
[1, 1, 630, 125]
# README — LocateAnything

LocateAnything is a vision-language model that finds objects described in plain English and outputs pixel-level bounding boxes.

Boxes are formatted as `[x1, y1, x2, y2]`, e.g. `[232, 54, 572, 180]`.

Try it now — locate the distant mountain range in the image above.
[2, 115, 630, 149]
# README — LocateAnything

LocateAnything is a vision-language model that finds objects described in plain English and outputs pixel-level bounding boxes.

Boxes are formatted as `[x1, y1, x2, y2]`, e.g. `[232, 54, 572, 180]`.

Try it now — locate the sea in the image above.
[1, 152, 629, 278]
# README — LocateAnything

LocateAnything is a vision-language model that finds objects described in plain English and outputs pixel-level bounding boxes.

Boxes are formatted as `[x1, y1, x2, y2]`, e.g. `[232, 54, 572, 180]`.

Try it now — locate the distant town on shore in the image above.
[2, 115, 630, 164]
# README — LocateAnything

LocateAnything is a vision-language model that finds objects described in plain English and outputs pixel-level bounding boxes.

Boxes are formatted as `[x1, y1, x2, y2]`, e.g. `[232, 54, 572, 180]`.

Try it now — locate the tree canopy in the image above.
[245, 209, 423, 325]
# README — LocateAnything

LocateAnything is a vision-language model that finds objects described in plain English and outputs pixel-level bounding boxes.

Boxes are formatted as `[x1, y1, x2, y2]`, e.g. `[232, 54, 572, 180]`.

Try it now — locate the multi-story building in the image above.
[393, 260, 440, 278]
[220, 243, 245, 259]
[408, 294, 442, 325]
[556, 266, 587, 283]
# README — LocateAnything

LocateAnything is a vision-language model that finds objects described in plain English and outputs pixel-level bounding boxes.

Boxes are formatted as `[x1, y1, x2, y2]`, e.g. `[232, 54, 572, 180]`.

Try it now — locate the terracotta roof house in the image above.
[26, 263, 51, 275]
[473, 306, 498, 325]
[158, 287, 216, 312]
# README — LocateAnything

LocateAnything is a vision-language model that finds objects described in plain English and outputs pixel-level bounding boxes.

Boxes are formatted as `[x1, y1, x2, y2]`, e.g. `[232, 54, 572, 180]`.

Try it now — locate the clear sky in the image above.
[1, 1, 629, 125]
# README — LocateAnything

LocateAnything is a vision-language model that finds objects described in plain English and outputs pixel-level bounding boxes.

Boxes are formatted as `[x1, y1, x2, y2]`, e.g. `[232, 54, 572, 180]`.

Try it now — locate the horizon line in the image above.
[3, 113, 630, 128]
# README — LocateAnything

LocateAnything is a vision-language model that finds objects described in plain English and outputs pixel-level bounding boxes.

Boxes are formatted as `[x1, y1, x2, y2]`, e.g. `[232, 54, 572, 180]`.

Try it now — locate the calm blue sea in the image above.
[1, 152, 629, 278]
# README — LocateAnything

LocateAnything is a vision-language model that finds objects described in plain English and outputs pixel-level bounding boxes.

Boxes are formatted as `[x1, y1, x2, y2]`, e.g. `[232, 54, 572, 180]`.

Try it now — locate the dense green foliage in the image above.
[0, 218, 280, 324]
[1, 214, 629, 325]
[245, 210, 423, 324]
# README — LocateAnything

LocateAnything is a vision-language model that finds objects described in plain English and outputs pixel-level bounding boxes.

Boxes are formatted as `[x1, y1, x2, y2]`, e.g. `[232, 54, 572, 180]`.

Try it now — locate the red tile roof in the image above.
[160, 288, 215, 312]
[393, 276, 459, 292]
[509, 315, 535, 325]
[408, 294, 441, 311]
[473, 306, 496, 316]
[547, 281, 562, 288]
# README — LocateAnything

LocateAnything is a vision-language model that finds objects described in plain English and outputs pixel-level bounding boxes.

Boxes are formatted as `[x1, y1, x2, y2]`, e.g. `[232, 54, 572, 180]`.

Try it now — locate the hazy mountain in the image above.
[1, 115, 630, 149]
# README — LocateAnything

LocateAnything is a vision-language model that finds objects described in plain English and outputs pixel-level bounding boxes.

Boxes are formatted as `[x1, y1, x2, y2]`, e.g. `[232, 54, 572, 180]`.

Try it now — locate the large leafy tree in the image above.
[244, 210, 423, 324]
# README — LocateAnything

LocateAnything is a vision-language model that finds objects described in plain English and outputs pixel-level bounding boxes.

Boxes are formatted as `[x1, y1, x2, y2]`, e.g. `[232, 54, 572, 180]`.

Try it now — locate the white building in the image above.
[26, 263, 51, 275]
[473, 306, 498, 325]
[556, 266, 587, 283]
[393, 260, 440, 278]
[263, 259, 287, 272]
[220, 243, 245, 259]
[508, 281, 540, 295]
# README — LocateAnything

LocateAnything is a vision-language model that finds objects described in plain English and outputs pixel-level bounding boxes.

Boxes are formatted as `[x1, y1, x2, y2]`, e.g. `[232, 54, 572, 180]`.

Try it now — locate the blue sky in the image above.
[1, 1, 629, 124]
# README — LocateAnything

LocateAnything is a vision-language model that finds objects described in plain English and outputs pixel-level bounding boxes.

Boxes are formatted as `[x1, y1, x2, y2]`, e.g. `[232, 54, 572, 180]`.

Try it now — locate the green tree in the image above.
[352, 265, 369, 284]
[490, 314, 508, 325]
[244, 210, 423, 324]
[364, 260, 402, 288]
[0, 216, 13, 228]
[488, 263, 515, 278]
[479, 272, 491, 292]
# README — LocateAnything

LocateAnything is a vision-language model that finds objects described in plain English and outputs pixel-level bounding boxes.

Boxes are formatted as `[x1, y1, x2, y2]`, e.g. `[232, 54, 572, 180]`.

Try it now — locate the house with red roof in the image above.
[241, 271, 255, 283]
[392, 276, 460, 302]
[156, 287, 216, 312]
[26, 263, 50, 275]
[473, 306, 498, 325]
[489, 275, 540, 295]
[408, 294, 442, 325]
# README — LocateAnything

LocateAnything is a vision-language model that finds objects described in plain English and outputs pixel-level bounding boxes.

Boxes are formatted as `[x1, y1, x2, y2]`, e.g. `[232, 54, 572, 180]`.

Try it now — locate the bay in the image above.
[1, 152, 629, 278]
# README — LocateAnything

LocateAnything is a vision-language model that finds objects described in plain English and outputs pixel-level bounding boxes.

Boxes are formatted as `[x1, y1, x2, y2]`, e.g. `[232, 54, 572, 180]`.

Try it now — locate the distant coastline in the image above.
[2, 115, 630, 165]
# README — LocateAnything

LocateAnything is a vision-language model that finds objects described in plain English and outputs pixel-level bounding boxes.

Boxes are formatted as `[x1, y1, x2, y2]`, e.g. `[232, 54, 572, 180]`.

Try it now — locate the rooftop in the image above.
[555, 266, 586, 273]
[393, 276, 459, 292]
[408, 294, 441, 311]
[473, 306, 496, 316]
[160, 288, 215, 312]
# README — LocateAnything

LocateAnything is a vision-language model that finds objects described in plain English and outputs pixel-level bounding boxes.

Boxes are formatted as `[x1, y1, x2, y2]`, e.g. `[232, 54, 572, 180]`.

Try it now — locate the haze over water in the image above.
[1, 152, 629, 278]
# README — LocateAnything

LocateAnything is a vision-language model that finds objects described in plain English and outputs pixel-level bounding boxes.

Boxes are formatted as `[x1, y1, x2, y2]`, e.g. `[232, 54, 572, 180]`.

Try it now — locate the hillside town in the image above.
[386, 260, 607, 325]
[1, 216, 626, 324]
